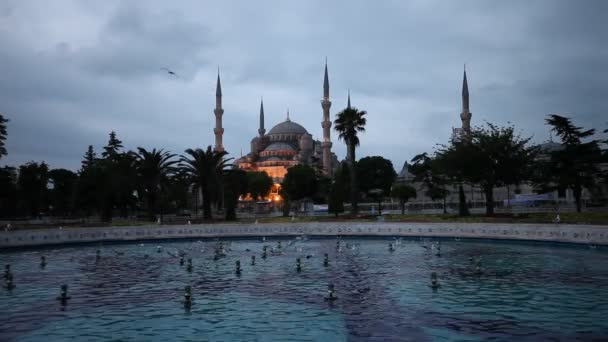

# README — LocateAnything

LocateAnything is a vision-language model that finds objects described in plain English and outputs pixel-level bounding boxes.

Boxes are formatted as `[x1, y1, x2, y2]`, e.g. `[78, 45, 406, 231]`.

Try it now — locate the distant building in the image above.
[236, 107, 332, 182]
[396, 140, 592, 211]
[233, 61, 339, 184]
[395, 161, 415, 184]
[397, 67, 597, 211]
[209, 62, 339, 202]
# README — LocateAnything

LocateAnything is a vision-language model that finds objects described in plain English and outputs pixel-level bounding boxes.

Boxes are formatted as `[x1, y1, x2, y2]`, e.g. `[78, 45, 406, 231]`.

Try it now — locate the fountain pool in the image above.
[1, 237, 607, 341]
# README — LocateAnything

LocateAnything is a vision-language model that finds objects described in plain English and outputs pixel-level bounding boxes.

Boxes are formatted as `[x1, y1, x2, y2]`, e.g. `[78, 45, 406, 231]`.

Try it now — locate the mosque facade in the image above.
[212, 62, 339, 187]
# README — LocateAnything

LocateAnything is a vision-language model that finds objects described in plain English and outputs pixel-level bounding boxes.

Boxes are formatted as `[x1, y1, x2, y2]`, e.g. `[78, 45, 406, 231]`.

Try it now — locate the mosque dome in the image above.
[263, 142, 296, 152]
[267, 119, 308, 136]
[538, 141, 564, 153]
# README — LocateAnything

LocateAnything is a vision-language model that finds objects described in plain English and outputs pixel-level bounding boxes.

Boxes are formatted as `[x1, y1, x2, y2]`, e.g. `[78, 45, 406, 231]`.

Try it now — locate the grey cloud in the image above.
[1, 0, 607, 172]
[78, 4, 214, 81]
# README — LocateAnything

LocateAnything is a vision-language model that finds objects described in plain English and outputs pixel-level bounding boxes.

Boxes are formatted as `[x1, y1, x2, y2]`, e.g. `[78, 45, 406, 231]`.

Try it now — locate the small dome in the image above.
[263, 142, 295, 151]
[267, 120, 308, 135]
[539, 141, 563, 153]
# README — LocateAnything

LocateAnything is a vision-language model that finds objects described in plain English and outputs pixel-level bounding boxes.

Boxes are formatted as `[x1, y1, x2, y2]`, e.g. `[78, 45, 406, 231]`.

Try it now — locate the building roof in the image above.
[538, 141, 564, 153]
[397, 161, 415, 182]
[263, 142, 296, 151]
[267, 120, 308, 135]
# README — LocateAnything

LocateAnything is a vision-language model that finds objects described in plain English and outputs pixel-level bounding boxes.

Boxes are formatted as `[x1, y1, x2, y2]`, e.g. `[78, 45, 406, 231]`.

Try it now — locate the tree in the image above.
[356, 156, 396, 214]
[180, 146, 232, 220]
[327, 180, 345, 217]
[334, 106, 367, 214]
[335, 161, 351, 200]
[17, 161, 49, 217]
[81, 145, 96, 172]
[223, 168, 248, 221]
[246, 171, 273, 200]
[328, 162, 349, 217]
[0, 166, 18, 217]
[436, 123, 537, 216]
[134, 147, 177, 221]
[603, 127, 608, 190]
[0, 114, 8, 160]
[313, 175, 332, 204]
[48, 169, 78, 217]
[458, 185, 470, 216]
[165, 168, 192, 214]
[356, 156, 397, 194]
[75, 146, 102, 217]
[409, 153, 450, 213]
[109, 152, 138, 219]
[102, 131, 123, 159]
[536, 115, 603, 212]
[280, 165, 318, 215]
[89, 132, 138, 221]
[390, 184, 417, 215]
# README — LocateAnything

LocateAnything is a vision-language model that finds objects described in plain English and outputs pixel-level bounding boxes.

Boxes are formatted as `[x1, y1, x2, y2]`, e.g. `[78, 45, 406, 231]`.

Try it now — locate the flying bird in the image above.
[161, 67, 180, 78]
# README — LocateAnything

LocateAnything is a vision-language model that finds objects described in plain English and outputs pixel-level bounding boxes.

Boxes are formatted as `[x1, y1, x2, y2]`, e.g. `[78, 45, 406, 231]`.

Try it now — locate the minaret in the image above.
[347, 89, 351, 109]
[258, 98, 265, 137]
[321, 59, 332, 175]
[460, 65, 472, 138]
[213, 69, 224, 152]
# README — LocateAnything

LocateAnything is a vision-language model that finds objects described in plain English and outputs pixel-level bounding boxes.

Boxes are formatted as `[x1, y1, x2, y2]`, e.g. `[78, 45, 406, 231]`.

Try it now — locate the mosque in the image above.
[211, 62, 339, 190]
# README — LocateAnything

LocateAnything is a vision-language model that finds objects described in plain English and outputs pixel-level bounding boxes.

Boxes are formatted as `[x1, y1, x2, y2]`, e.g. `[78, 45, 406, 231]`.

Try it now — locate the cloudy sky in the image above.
[1, 0, 607, 172]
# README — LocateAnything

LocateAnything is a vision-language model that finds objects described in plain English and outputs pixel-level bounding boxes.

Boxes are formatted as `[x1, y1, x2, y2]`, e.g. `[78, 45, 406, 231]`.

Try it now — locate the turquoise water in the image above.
[1, 237, 608, 341]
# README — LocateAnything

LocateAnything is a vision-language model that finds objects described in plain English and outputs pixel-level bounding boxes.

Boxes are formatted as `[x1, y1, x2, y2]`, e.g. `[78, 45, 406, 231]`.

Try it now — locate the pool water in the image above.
[1, 237, 608, 341]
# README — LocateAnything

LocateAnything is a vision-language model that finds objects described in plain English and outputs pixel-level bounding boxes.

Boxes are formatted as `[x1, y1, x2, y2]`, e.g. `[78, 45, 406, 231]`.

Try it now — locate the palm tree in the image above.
[135, 147, 177, 221]
[180, 146, 232, 220]
[334, 106, 367, 214]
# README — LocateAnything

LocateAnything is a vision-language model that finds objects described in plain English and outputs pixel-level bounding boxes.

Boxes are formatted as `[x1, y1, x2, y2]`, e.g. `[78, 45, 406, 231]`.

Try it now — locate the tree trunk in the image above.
[443, 195, 447, 214]
[401, 201, 405, 215]
[484, 185, 495, 216]
[225, 191, 236, 221]
[348, 143, 358, 214]
[148, 191, 157, 221]
[377, 199, 382, 215]
[101, 205, 112, 222]
[282, 200, 290, 217]
[202, 185, 212, 220]
[573, 186, 582, 213]
[217, 183, 224, 211]
[458, 185, 469, 216]
[194, 186, 199, 217]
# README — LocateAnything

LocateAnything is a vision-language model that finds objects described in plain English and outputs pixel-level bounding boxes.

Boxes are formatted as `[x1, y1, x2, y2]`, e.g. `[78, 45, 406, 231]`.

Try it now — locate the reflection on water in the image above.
[1, 237, 608, 341]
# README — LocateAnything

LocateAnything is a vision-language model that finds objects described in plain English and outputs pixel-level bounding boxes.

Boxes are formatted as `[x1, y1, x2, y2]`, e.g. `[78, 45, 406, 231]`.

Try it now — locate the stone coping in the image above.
[1, 222, 607, 249]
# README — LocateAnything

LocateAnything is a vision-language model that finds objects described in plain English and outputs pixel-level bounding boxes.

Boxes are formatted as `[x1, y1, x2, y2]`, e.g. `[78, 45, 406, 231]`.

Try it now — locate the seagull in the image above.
[161, 67, 180, 78]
